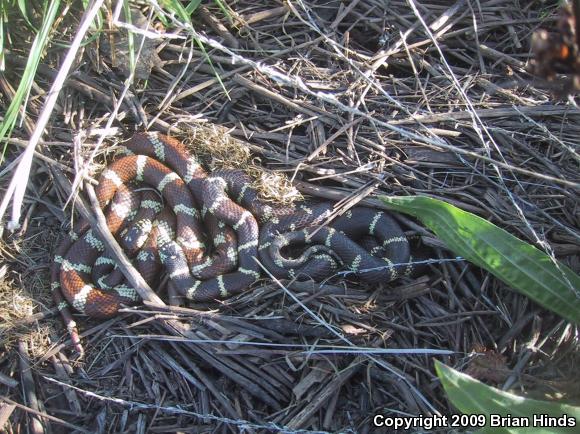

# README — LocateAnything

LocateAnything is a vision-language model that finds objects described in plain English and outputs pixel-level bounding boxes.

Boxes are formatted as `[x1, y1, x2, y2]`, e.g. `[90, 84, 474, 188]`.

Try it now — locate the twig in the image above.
[286, 358, 362, 429]
[198, 5, 239, 49]
[0, 396, 90, 433]
[0, 372, 17, 388]
[239, 6, 289, 26]
[85, 184, 164, 306]
[17, 341, 44, 434]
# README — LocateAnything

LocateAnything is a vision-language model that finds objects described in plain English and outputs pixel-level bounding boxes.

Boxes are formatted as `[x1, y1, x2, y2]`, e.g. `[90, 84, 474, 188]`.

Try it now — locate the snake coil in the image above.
[51, 132, 415, 351]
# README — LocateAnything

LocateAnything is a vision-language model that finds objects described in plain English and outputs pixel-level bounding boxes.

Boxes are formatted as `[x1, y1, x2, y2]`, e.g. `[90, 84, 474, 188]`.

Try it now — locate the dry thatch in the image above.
[0, 0, 579, 432]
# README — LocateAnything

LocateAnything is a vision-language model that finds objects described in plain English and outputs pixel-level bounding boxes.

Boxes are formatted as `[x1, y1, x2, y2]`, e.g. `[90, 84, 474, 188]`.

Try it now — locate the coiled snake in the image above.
[51, 132, 414, 351]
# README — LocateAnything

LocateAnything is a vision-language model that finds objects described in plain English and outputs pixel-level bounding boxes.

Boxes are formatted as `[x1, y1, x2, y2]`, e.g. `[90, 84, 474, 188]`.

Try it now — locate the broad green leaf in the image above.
[380, 195, 580, 323]
[435, 361, 580, 433]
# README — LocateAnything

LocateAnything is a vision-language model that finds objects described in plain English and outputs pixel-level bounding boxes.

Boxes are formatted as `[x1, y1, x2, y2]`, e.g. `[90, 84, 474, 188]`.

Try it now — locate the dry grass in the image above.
[0, 0, 579, 432]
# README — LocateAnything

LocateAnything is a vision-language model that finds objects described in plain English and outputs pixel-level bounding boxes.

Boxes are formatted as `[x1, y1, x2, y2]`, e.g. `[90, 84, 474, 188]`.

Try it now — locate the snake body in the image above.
[51, 132, 414, 349]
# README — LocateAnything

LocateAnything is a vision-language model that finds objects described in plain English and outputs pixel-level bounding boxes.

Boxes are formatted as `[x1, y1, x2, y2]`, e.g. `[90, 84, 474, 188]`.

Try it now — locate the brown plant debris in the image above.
[0, 0, 579, 432]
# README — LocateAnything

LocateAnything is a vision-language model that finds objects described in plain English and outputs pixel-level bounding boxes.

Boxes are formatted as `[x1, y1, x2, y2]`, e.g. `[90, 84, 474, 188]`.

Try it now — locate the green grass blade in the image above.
[121, 0, 135, 76]
[435, 361, 580, 433]
[0, 0, 61, 157]
[151, 0, 229, 102]
[0, 14, 4, 71]
[212, 0, 233, 23]
[185, 0, 203, 15]
[194, 37, 229, 99]
[380, 195, 580, 323]
[16, 0, 33, 27]
[159, 0, 192, 25]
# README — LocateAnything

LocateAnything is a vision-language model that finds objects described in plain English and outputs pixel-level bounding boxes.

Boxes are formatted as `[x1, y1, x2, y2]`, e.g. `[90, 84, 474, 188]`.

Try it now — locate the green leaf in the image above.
[0, 0, 60, 160]
[380, 195, 580, 323]
[121, 0, 135, 76]
[212, 0, 233, 23]
[185, 0, 203, 15]
[435, 361, 580, 433]
[16, 0, 32, 27]
[194, 37, 229, 99]
[0, 14, 4, 71]
[159, 0, 192, 25]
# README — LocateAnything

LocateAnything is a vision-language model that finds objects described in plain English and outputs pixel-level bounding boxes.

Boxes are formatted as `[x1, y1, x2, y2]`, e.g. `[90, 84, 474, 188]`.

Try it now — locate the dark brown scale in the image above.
[124, 134, 239, 277]
[193, 213, 239, 279]
[119, 189, 163, 255]
[132, 208, 171, 286]
[55, 155, 201, 321]
[97, 156, 205, 264]
[161, 175, 261, 301]
[59, 233, 118, 317]
[52, 182, 143, 353]
[268, 223, 408, 283]
[95, 189, 164, 288]
[210, 170, 299, 223]
[257, 202, 335, 275]
[51, 226, 88, 354]
[91, 185, 145, 288]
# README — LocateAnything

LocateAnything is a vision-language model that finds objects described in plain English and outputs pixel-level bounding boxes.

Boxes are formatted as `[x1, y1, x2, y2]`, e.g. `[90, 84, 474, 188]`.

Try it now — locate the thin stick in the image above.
[0, 397, 90, 433]
[85, 184, 164, 306]
[17, 341, 44, 434]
